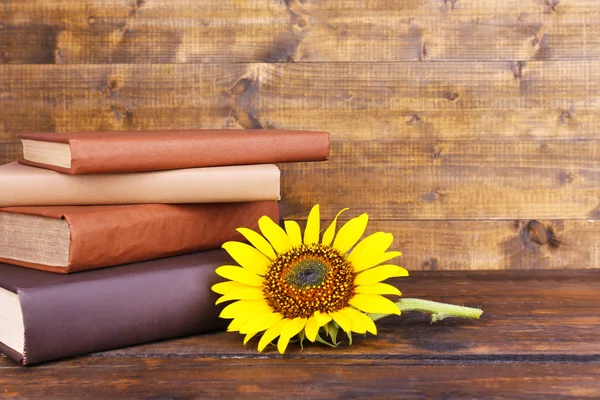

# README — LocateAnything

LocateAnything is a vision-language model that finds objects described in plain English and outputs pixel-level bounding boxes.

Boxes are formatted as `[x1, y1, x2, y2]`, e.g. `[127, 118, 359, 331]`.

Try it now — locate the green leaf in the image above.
[315, 333, 339, 348]
[327, 322, 340, 346]
[298, 331, 306, 351]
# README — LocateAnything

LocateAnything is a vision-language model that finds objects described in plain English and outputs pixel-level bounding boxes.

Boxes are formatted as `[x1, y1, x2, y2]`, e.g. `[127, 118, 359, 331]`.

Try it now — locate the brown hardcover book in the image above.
[18, 129, 330, 174]
[0, 250, 231, 366]
[0, 162, 280, 207]
[0, 201, 278, 274]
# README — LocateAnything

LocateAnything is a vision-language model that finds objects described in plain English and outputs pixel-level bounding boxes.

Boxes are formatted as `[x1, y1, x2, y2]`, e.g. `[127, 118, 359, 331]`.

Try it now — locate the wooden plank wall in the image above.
[1, 0, 599, 270]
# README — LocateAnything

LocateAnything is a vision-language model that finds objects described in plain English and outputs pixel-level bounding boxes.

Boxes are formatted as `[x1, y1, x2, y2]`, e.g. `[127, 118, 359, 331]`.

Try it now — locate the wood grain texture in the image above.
[2, 0, 600, 63]
[0, 360, 598, 399]
[2, 62, 600, 140]
[2, 270, 600, 398]
[354, 219, 600, 271]
[280, 139, 600, 220]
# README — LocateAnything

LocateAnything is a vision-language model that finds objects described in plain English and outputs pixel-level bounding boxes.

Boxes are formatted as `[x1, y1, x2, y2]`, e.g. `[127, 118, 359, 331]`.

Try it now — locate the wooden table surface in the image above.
[2, 269, 599, 399]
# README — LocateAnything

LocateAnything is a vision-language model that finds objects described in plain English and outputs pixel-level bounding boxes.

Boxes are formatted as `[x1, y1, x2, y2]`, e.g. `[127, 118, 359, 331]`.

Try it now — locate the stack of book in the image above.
[0, 129, 330, 365]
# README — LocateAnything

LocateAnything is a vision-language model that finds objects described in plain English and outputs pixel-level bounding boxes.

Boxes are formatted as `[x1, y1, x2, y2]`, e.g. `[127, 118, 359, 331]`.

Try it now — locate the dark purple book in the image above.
[0, 250, 229, 366]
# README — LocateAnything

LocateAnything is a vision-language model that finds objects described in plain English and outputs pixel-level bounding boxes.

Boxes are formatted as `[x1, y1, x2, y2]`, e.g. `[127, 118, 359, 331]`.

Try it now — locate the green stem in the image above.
[370, 298, 483, 323]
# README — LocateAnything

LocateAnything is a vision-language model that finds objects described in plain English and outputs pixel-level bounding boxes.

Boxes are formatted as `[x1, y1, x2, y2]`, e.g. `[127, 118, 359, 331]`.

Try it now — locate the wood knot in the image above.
[231, 108, 263, 129]
[532, 26, 546, 47]
[130, 0, 145, 16]
[230, 78, 253, 96]
[54, 47, 65, 63]
[559, 110, 572, 124]
[560, 170, 576, 185]
[406, 114, 421, 125]
[87, 16, 96, 25]
[297, 18, 308, 28]
[545, 0, 559, 12]
[111, 104, 132, 122]
[521, 220, 560, 248]
[431, 145, 443, 160]
[423, 189, 444, 203]
[422, 257, 439, 271]
[419, 42, 428, 62]
[444, 91, 459, 101]
[101, 78, 120, 97]
[444, 0, 456, 10]
[512, 61, 525, 79]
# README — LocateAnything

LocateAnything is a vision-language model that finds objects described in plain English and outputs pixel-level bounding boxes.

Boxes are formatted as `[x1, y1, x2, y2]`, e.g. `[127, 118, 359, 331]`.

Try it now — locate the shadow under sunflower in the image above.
[212, 204, 408, 354]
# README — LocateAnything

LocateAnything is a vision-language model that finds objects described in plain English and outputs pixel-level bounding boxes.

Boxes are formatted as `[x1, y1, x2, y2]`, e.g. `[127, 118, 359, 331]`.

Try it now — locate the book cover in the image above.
[0, 201, 278, 273]
[0, 250, 231, 366]
[0, 162, 280, 207]
[18, 129, 330, 174]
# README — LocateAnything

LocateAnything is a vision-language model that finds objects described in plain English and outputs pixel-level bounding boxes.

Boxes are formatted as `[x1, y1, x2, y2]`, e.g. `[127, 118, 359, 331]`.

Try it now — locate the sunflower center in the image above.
[263, 243, 356, 319]
[286, 258, 328, 289]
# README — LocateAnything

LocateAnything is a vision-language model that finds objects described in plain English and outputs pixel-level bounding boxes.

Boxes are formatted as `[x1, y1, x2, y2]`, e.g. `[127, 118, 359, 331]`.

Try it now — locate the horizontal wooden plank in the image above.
[279, 139, 600, 220]
[101, 270, 600, 359]
[2, 62, 600, 139]
[1, 269, 598, 362]
[2, 270, 600, 397]
[285, 219, 600, 270]
[1, 358, 599, 398]
[2, 0, 600, 63]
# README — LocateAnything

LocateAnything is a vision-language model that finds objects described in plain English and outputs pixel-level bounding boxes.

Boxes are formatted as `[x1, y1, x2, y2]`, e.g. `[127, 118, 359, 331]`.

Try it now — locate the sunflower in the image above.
[212, 204, 408, 353]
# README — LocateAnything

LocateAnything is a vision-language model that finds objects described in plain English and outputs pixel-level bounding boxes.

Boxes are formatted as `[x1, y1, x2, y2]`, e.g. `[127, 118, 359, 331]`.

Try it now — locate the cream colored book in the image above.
[0, 162, 280, 207]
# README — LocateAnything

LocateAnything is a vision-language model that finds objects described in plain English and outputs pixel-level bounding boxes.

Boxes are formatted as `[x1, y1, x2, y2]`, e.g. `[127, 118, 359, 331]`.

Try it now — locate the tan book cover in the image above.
[0, 202, 279, 274]
[18, 129, 330, 174]
[0, 162, 280, 207]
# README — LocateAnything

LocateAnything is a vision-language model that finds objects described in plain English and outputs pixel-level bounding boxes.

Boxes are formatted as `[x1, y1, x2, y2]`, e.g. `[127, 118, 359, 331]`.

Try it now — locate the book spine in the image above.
[68, 131, 330, 174]
[0, 163, 280, 207]
[18, 251, 231, 365]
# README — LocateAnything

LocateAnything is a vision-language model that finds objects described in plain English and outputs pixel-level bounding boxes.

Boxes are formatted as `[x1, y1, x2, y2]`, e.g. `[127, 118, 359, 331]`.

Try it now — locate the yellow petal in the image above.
[349, 294, 401, 315]
[338, 308, 366, 334]
[352, 251, 403, 273]
[347, 232, 393, 269]
[215, 286, 264, 305]
[355, 265, 409, 286]
[219, 299, 271, 319]
[240, 312, 284, 335]
[321, 208, 349, 246]
[340, 307, 377, 335]
[329, 310, 352, 333]
[277, 317, 307, 354]
[227, 304, 274, 332]
[222, 241, 271, 276]
[303, 204, 320, 244]
[236, 227, 277, 260]
[304, 315, 323, 342]
[355, 283, 402, 296]
[333, 213, 368, 254]
[284, 220, 302, 247]
[314, 311, 332, 326]
[211, 281, 252, 295]
[258, 319, 287, 352]
[228, 316, 252, 332]
[215, 265, 264, 286]
[244, 331, 259, 345]
[258, 216, 291, 254]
